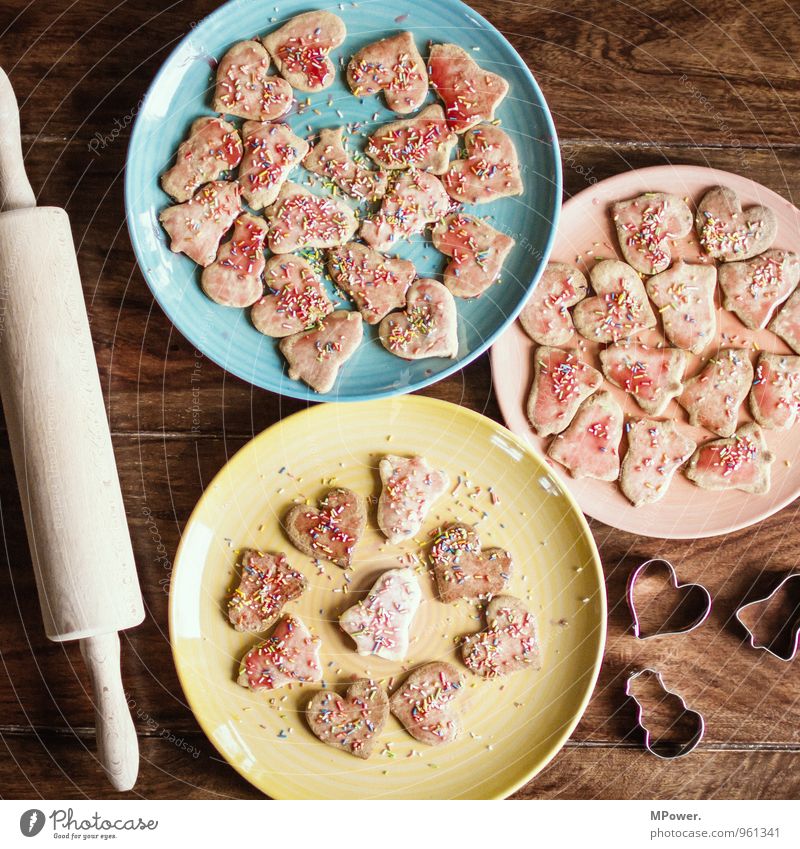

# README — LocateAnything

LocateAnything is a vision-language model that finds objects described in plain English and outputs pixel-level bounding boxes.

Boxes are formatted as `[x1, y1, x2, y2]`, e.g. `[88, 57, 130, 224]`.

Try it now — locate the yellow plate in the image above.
[169, 397, 606, 799]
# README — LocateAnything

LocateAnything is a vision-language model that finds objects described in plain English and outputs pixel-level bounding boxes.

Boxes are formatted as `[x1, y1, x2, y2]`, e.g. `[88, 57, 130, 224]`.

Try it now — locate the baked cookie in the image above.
[462, 595, 540, 678]
[237, 615, 322, 692]
[279, 310, 364, 394]
[428, 43, 509, 133]
[686, 423, 775, 494]
[266, 182, 358, 253]
[201, 213, 267, 308]
[548, 390, 624, 481]
[769, 288, 800, 354]
[389, 662, 463, 746]
[430, 524, 512, 603]
[526, 346, 603, 437]
[678, 347, 753, 437]
[441, 124, 523, 205]
[619, 419, 697, 507]
[718, 249, 800, 330]
[377, 455, 449, 544]
[645, 260, 718, 355]
[262, 10, 346, 92]
[519, 263, 588, 347]
[431, 213, 515, 299]
[378, 278, 458, 360]
[159, 180, 242, 267]
[339, 568, 422, 661]
[212, 40, 293, 121]
[365, 105, 457, 174]
[599, 342, 687, 416]
[611, 192, 693, 275]
[303, 127, 388, 201]
[306, 680, 389, 759]
[750, 352, 800, 430]
[251, 254, 334, 337]
[696, 186, 777, 261]
[239, 121, 308, 210]
[284, 486, 367, 568]
[161, 117, 242, 202]
[347, 31, 428, 113]
[572, 259, 657, 343]
[327, 242, 415, 324]
[228, 549, 306, 633]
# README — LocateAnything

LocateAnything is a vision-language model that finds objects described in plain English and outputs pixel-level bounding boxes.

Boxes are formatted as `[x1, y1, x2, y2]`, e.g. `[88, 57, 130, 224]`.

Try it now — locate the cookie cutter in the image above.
[734, 572, 800, 662]
[626, 558, 712, 639]
[625, 668, 705, 760]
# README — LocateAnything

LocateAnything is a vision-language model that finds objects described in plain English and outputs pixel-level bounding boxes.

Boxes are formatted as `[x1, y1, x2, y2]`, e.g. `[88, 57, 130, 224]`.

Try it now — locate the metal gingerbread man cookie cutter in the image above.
[734, 572, 800, 662]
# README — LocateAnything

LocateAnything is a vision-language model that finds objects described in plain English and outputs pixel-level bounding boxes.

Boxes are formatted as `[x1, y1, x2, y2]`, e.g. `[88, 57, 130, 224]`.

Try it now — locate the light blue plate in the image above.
[125, 0, 561, 401]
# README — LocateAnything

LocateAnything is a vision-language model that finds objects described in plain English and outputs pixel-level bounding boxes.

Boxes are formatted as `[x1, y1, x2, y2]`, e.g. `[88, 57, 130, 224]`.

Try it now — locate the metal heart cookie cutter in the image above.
[625, 668, 705, 760]
[735, 572, 800, 662]
[626, 558, 712, 639]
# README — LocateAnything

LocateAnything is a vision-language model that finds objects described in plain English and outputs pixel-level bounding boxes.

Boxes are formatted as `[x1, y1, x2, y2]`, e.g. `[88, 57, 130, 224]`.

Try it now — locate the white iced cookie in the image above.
[377, 455, 449, 544]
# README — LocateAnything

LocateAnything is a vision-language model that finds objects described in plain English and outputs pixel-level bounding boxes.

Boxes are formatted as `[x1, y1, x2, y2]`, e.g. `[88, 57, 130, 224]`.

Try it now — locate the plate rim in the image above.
[167, 394, 607, 799]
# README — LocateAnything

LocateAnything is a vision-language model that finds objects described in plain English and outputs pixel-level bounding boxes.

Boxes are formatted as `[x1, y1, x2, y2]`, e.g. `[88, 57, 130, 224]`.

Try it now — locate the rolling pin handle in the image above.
[79, 632, 140, 792]
[0, 66, 37, 212]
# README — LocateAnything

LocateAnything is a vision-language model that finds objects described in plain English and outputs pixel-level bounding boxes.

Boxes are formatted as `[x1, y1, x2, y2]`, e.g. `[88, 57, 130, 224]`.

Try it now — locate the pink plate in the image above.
[491, 164, 800, 538]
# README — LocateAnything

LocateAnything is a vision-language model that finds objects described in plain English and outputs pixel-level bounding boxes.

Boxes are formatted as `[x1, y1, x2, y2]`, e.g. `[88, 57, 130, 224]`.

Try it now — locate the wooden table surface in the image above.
[2, 0, 800, 800]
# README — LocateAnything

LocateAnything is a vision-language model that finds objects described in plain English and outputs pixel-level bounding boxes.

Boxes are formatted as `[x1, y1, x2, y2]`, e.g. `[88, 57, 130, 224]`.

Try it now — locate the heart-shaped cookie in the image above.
[696, 185, 777, 261]
[251, 254, 334, 338]
[441, 124, 523, 205]
[237, 615, 322, 692]
[519, 262, 588, 347]
[377, 454, 449, 544]
[378, 278, 458, 360]
[284, 486, 367, 567]
[212, 40, 293, 122]
[430, 524, 512, 603]
[279, 310, 363, 394]
[365, 105, 457, 174]
[339, 567, 422, 661]
[686, 422, 775, 494]
[719, 249, 800, 330]
[611, 192, 693, 275]
[389, 662, 463, 746]
[462, 595, 541, 678]
[304, 127, 388, 201]
[750, 352, 800, 430]
[266, 182, 358, 254]
[769, 288, 800, 354]
[239, 121, 308, 210]
[599, 342, 687, 416]
[306, 680, 390, 759]
[201, 213, 267, 308]
[431, 213, 515, 299]
[572, 259, 657, 343]
[228, 549, 307, 633]
[262, 10, 345, 92]
[347, 31, 428, 114]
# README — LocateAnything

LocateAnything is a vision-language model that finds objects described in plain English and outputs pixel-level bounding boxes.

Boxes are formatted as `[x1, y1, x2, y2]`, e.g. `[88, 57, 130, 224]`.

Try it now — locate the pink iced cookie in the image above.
[619, 419, 697, 508]
[239, 121, 309, 210]
[678, 347, 753, 437]
[389, 662, 463, 746]
[266, 182, 358, 253]
[159, 180, 242, 267]
[428, 43, 509, 133]
[462, 595, 540, 678]
[718, 249, 800, 330]
[519, 262, 588, 347]
[431, 212, 515, 299]
[430, 524, 512, 604]
[645, 260, 718, 355]
[251, 254, 334, 337]
[200, 213, 267, 308]
[228, 549, 306, 633]
[262, 11, 346, 93]
[696, 186, 777, 261]
[327, 242, 415, 324]
[548, 390, 624, 481]
[212, 40, 293, 121]
[769, 288, 800, 354]
[377, 454, 450, 544]
[611, 192, 693, 275]
[749, 352, 800, 430]
[686, 423, 775, 494]
[279, 310, 364, 394]
[365, 105, 457, 174]
[347, 31, 428, 114]
[599, 342, 687, 416]
[339, 568, 422, 662]
[304, 127, 388, 201]
[378, 278, 458, 360]
[441, 124, 523, 205]
[160, 117, 242, 202]
[237, 615, 322, 692]
[360, 170, 451, 252]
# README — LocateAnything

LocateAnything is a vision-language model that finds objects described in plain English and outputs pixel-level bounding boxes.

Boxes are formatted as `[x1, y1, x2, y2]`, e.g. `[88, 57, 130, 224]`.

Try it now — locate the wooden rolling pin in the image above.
[0, 67, 144, 791]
